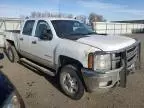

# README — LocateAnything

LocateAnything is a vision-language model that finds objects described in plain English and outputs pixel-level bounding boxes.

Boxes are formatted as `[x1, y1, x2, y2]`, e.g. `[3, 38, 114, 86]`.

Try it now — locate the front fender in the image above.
[54, 39, 100, 68]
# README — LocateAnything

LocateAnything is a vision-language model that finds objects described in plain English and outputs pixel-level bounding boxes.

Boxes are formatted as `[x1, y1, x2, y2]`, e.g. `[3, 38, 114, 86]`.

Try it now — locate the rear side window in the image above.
[22, 20, 35, 36]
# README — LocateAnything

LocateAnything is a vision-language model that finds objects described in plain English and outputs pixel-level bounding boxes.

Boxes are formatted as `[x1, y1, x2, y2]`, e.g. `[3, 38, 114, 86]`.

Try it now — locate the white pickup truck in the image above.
[3, 18, 141, 100]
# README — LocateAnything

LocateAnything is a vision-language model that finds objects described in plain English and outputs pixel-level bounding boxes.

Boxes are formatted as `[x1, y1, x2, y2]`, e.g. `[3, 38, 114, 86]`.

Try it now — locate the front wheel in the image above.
[59, 65, 84, 100]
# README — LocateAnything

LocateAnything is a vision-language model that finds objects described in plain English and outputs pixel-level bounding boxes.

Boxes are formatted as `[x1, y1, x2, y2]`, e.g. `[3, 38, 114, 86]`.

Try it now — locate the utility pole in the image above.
[58, 0, 61, 17]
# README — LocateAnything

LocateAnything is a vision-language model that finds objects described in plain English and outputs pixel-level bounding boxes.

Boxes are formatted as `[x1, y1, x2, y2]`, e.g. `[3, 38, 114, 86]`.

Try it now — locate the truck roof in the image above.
[25, 17, 78, 21]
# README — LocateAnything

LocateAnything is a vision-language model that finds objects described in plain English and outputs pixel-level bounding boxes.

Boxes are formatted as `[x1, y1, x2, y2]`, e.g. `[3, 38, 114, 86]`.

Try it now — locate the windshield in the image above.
[51, 20, 96, 38]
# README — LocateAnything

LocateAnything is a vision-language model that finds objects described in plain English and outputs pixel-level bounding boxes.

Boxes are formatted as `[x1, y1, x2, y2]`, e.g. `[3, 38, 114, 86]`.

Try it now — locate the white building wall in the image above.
[93, 22, 144, 34]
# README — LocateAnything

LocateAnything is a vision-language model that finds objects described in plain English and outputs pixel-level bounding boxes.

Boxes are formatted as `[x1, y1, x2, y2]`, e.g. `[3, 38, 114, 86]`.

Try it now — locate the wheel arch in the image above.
[58, 55, 83, 68]
[5, 39, 15, 47]
[57, 55, 88, 91]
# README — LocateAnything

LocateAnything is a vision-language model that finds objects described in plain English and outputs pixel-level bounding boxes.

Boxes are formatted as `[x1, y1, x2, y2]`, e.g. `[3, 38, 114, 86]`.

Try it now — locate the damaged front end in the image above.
[81, 40, 141, 92]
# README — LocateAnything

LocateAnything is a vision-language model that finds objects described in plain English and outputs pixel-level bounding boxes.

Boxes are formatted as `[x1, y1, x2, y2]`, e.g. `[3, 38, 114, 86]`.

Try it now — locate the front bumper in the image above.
[82, 40, 141, 92]
[82, 67, 122, 92]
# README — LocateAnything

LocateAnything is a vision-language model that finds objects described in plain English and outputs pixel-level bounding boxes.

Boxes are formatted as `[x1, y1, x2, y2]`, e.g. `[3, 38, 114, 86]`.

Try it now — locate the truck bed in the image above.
[4, 30, 20, 42]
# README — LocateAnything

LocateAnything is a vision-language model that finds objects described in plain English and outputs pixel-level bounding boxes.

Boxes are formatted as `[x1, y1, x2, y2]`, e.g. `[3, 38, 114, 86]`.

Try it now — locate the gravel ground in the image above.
[1, 34, 144, 108]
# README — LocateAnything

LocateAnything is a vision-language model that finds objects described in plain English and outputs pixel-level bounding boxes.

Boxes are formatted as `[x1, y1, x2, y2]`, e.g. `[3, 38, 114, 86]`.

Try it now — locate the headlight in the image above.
[88, 52, 111, 72]
[2, 91, 24, 108]
[94, 53, 111, 71]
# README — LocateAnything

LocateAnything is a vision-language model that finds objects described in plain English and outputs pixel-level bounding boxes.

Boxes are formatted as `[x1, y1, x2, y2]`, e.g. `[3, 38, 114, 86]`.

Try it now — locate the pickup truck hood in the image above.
[77, 35, 136, 51]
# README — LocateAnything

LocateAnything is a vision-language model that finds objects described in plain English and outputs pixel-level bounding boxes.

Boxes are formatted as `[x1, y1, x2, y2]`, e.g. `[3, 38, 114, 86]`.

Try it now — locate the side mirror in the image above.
[0, 53, 4, 60]
[40, 29, 53, 40]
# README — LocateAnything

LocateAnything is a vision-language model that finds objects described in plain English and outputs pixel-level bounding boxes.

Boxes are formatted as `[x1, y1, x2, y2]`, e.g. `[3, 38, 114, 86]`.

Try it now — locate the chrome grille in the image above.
[111, 44, 139, 69]
[109, 41, 140, 71]
[126, 45, 138, 67]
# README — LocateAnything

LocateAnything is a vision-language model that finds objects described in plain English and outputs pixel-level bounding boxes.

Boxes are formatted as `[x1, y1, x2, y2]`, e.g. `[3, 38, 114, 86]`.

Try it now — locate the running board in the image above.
[20, 58, 55, 76]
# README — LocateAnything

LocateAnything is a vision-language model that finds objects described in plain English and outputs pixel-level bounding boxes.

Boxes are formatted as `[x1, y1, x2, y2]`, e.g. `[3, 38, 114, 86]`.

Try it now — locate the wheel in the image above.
[59, 65, 84, 100]
[6, 45, 19, 63]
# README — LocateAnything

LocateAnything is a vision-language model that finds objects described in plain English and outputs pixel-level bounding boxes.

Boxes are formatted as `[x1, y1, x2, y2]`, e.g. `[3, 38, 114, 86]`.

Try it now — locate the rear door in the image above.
[19, 20, 35, 57]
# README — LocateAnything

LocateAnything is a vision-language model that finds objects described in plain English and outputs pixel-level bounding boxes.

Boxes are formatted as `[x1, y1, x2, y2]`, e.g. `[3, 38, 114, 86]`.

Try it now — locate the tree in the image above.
[75, 15, 87, 23]
[30, 11, 37, 18]
[30, 11, 74, 18]
[89, 13, 105, 25]
[67, 14, 73, 18]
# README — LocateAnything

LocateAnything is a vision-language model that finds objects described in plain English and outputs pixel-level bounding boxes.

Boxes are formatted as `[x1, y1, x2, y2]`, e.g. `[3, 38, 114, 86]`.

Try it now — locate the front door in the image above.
[29, 20, 55, 68]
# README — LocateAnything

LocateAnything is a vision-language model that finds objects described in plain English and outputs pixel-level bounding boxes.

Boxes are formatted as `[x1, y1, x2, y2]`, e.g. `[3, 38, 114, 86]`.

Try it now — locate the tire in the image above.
[59, 65, 84, 100]
[6, 45, 19, 63]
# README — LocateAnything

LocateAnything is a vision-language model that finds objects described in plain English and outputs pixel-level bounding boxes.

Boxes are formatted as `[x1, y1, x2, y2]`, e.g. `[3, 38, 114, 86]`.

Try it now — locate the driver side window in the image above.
[35, 20, 52, 40]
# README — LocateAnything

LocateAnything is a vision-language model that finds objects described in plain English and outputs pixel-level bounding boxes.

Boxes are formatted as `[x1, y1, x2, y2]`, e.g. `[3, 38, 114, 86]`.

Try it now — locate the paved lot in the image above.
[1, 34, 144, 108]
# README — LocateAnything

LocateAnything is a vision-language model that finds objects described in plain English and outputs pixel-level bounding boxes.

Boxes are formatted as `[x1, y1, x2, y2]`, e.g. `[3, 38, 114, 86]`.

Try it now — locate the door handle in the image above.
[19, 37, 23, 40]
[32, 40, 37, 44]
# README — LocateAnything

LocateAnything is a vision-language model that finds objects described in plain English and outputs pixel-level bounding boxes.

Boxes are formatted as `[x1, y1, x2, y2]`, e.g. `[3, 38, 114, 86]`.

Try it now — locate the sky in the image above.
[0, 0, 144, 21]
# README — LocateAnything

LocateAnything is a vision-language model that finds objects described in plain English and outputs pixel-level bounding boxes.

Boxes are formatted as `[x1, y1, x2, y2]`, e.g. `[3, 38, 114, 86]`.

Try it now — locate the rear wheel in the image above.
[6, 45, 19, 63]
[59, 65, 84, 100]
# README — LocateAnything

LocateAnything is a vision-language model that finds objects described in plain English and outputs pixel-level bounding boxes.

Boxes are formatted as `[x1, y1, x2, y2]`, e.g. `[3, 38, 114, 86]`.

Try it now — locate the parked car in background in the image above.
[2, 18, 141, 100]
[0, 53, 25, 108]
